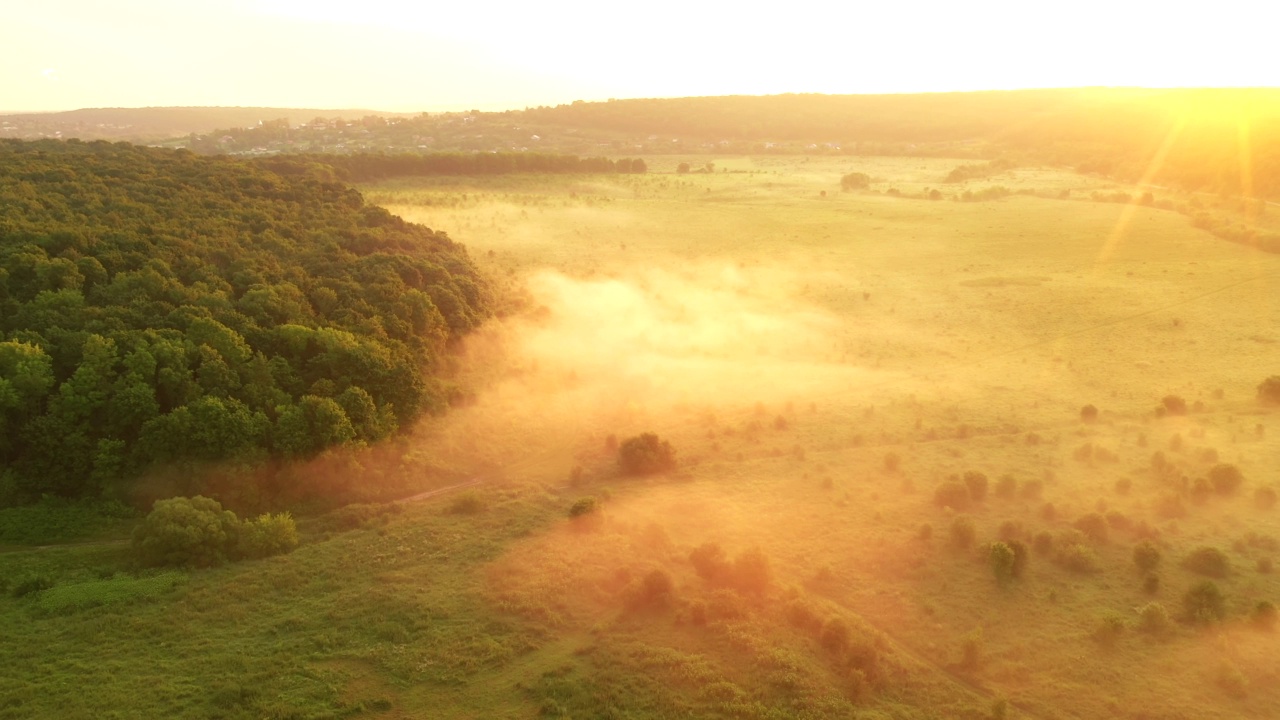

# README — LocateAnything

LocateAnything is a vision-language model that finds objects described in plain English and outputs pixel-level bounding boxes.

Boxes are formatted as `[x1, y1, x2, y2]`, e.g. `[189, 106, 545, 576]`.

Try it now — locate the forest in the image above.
[0, 139, 489, 506]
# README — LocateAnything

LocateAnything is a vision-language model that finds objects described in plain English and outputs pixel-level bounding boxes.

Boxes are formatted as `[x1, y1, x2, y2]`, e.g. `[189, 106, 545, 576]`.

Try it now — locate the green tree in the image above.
[617, 433, 676, 475]
[132, 495, 241, 567]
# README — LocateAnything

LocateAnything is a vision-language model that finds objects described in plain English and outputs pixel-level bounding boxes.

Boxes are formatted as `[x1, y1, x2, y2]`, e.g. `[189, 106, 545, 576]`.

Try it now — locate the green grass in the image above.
[4, 155, 1279, 718]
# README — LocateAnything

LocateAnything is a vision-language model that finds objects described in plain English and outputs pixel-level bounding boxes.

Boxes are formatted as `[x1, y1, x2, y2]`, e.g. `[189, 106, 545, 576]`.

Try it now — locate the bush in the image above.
[629, 569, 674, 610]
[950, 515, 977, 549]
[236, 512, 298, 559]
[446, 491, 487, 515]
[617, 433, 677, 476]
[989, 542, 1016, 585]
[568, 497, 598, 519]
[883, 452, 900, 473]
[689, 542, 730, 582]
[132, 496, 241, 568]
[1073, 513, 1109, 543]
[1009, 540, 1028, 579]
[934, 480, 971, 510]
[1080, 405, 1098, 423]
[11, 575, 53, 598]
[1093, 612, 1127, 648]
[1133, 541, 1161, 572]
[1183, 580, 1226, 624]
[1056, 543, 1100, 573]
[1136, 602, 1172, 635]
[840, 172, 871, 191]
[1161, 395, 1188, 415]
[236, 512, 298, 558]
[1208, 464, 1244, 495]
[963, 471, 989, 502]
[1257, 376, 1280, 405]
[1182, 546, 1230, 577]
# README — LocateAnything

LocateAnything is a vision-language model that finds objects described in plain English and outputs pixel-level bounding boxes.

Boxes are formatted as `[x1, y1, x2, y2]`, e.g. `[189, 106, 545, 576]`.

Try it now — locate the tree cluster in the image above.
[0, 139, 489, 503]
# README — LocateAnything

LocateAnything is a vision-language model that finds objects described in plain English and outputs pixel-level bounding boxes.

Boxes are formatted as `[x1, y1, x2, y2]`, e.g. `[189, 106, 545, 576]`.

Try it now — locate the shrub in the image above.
[617, 433, 677, 475]
[1073, 513, 1109, 543]
[1257, 376, 1280, 405]
[883, 452, 900, 473]
[934, 480, 971, 510]
[1080, 405, 1098, 423]
[1133, 541, 1161, 572]
[11, 575, 53, 598]
[1136, 602, 1172, 635]
[989, 542, 1016, 585]
[1183, 580, 1227, 624]
[1056, 543, 1099, 573]
[1252, 600, 1277, 630]
[445, 491, 487, 515]
[840, 172, 871, 191]
[629, 569, 674, 610]
[1208, 464, 1243, 495]
[963, 471, 989, 502]
[1161, 395, 1188, 415]
[689, 542, 730, 582]
[132, 496, 241, 568]
[1009, 540, 1029, 579]
[568, 497, 598, 518]
[1255, 486, 1277, 510]
[236, 512, 298, 560]
[1092, 612, 1127, 648]
[1182, 546, 1230, 577]
[995, 475, 1017, 499]
[950, 515, 976, 549]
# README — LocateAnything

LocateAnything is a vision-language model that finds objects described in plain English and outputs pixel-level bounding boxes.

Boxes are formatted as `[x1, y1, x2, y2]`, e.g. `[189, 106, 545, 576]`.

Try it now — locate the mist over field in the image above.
[3, 83, 1280, 719]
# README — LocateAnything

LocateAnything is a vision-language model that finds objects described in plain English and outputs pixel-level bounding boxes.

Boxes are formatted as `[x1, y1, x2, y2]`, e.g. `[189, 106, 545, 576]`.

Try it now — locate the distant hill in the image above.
[185, 88, 1280, 199]
[0, 106, 410, 142]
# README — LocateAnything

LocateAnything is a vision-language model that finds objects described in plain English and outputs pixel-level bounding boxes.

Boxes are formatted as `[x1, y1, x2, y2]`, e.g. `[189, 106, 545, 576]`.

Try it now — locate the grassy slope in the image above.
[3, 156, 1278, 719]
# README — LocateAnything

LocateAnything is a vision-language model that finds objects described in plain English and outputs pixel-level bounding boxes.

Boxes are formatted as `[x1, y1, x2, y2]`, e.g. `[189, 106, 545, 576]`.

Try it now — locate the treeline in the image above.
[258, 152, 647, 183]
[0, 139, 489, 505]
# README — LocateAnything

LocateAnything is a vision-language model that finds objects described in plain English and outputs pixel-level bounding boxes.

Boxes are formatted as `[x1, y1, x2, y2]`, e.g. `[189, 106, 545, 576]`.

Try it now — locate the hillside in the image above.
[184, 89, 1280, 200]
[0, 139, 488, 507]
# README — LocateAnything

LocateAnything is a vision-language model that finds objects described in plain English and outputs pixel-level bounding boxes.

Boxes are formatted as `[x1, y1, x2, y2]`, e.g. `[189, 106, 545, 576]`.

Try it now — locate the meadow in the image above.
[2, 155, 1278, 719]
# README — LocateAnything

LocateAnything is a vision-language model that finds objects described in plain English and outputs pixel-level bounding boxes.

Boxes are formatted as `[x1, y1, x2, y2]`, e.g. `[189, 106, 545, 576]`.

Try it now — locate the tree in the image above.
[990, 542, 1016, 585]
[1133, 540, 1161, 572]
[840, 172, 871, 191]
[132, 495, 241, 567]
[617, 433, 676, 475]
[1183, 580, 1226, 624]
[1258, 376, 1280, 404]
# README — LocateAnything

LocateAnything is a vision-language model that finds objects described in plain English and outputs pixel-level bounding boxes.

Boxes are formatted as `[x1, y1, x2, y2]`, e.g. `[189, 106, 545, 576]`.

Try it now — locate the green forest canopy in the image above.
[0, 139, 489, 504]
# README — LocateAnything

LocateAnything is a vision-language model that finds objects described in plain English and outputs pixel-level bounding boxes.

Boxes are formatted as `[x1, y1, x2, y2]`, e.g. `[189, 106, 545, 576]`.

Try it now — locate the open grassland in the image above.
[3, 156, 1278, 719]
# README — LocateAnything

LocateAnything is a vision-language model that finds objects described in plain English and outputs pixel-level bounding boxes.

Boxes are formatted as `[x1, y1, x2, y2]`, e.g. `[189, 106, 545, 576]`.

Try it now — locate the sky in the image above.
[2, 0, 1277, 113]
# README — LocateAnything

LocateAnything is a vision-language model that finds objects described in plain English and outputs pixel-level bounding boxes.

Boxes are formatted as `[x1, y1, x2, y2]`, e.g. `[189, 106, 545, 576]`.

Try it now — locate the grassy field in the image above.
[3, 156, 1278, 719]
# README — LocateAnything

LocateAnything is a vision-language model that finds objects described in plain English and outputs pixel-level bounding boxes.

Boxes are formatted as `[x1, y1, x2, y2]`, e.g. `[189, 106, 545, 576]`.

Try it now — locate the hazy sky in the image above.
[3, 0, 1276, 113]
